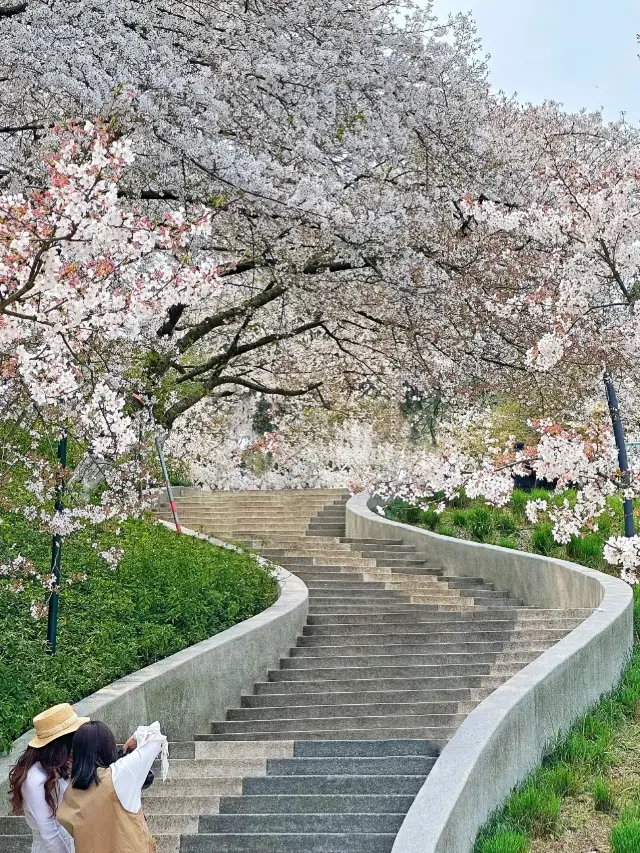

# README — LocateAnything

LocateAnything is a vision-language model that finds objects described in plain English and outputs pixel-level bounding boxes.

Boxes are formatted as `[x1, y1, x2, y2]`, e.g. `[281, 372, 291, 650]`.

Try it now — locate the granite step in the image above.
[199, 813, 405, 834]
[241, 774, 427, 796]
[219, 794, 415, 814]
[181, 831, 396, 852]
[226, 700, 459, 721]
[211, 715, 463, 735]
[199, 728, 452, 742]
[241, 688, 474, 708]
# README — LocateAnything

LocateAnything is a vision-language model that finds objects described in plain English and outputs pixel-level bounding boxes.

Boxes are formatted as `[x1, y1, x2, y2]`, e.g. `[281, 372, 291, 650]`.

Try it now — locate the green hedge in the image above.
[0, 514, 278, 753]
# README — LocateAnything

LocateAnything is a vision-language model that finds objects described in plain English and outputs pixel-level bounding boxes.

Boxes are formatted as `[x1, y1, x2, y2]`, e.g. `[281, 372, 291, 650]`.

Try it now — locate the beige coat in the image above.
[58, 768, 156, 853]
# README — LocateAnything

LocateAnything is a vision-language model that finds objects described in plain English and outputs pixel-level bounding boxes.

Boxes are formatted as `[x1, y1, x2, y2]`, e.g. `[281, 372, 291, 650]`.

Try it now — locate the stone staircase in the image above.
[0, 489, 591, 853]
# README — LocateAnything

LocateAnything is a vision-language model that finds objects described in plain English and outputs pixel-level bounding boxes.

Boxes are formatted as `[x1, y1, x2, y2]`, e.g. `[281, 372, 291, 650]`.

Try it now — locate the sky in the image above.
[426, 0, 640, 123]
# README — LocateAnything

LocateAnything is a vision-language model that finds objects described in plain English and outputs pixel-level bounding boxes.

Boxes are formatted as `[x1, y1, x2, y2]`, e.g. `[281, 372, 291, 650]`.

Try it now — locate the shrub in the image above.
[510, 490, 529, 517]
[420, 509, 440, 531]
[495, 513, 518, 536]
[404, 505, 423, 524]
[452, 510, 469, 528]
[450, 490, 470, 509]
[468, 507, 494, 542]
[531, 523, 556, 556]
[504, 785, 560, 836]
[477, 830, 529, 853]
[389, 503, 422, 524]
[592, 778, 615, 813]
[0, 514, 278, 752]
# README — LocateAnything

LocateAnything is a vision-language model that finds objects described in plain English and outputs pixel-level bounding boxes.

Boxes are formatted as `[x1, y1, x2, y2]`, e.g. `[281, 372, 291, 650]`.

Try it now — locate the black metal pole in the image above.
[604, 372, 635, 538]
[47, 431, 68, 655]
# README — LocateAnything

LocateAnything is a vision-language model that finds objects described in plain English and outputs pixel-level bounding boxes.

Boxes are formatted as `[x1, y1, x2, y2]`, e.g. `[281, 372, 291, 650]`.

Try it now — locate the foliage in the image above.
[400, 389, 445, 445]
[166, 410, 433, 494]
[0, 513, 277, 752]
[4, 2, 640, 524]
[474, 614, 640, 851]
[376, 409, 640, 581]
[385, 488, 634, 576]
[476, 830, 529, 853]
[252, 398, 277, 437]
[592, 778, 615, 813]
[503, 786, 560, 837]
[611, 813, 640, 853]
[0, 122, 221, 546]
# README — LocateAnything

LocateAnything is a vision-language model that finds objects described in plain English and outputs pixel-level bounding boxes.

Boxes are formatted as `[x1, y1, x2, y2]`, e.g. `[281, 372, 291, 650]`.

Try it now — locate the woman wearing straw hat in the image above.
[9, 703, 90, 853]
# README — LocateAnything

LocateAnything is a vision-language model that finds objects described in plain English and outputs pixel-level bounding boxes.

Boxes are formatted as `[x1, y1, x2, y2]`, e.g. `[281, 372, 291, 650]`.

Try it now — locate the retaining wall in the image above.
[1, 526, 308, 811]
[347, 492, 634, 853]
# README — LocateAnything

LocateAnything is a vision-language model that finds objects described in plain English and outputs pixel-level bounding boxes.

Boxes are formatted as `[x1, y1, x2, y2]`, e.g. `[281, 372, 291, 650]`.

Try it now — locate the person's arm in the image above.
[111, 723, 167, 813]
[22, 771, 73, 853]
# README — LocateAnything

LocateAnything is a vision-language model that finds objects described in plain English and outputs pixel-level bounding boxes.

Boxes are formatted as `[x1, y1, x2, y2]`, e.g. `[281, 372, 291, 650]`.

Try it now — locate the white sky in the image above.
[427, 0, 640, 122]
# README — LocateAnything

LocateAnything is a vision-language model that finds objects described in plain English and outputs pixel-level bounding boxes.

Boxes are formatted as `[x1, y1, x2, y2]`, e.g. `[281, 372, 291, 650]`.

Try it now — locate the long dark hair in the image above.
[71, 721, 118, 790]
[9, 733, 74, 817]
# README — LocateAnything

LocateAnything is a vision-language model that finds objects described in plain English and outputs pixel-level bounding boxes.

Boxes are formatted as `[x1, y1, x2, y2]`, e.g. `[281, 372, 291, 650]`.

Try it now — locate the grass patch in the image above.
[467, 507, 495, 543]
[471, 601, 640, 852]
[592, 778, 615, 813]
[611, 814, 640, 853]
[534, 764, 577, 798]
[0, 513, 278, 753]
[530, 523, 556, 557]
[477, 830, 529, 853]
[504, 786, 560, 836]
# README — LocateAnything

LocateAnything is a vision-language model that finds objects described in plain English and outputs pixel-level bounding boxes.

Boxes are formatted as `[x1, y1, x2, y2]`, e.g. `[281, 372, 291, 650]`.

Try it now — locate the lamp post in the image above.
[132, 394, 182, 535]
[47, 431, 68, 655]
[604, 372, 635, 538]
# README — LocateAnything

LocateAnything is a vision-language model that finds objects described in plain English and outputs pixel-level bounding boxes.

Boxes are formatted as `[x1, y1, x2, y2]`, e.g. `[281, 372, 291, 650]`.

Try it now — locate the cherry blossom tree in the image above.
[0, 0, 560, 422]
[0, 119, 225, 599]
[165, 392, 433, 492]
[371, 401, 640, 583]
[453, 107, 640, 390]
[4, 0, 640, 592]
[3, 1, 638, 413]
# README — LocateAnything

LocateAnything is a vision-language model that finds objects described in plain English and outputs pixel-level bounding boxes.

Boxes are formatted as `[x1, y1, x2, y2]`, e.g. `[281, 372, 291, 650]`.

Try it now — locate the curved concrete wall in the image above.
[1, 526, 308, 811]
[347, 492, 633, 853]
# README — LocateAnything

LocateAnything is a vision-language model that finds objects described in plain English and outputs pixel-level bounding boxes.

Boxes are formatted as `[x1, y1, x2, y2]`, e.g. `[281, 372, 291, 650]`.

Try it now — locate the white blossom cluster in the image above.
[2, 1, 640, 600]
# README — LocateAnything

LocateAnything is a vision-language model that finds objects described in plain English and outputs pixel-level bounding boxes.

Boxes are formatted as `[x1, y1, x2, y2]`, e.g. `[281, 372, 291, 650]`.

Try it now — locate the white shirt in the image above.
[110, 736, 164, 813]
[22, 764, 74, 853]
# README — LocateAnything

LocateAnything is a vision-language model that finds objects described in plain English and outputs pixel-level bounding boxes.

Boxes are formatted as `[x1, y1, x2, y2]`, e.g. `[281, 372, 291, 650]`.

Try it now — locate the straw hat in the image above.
[29, 704, 90, 748]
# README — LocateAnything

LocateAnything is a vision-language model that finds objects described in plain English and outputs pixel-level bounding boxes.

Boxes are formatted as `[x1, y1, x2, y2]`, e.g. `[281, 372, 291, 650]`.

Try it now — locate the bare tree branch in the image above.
[174, 319, 323, 384]
[176, 281, 287, 353]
